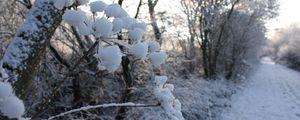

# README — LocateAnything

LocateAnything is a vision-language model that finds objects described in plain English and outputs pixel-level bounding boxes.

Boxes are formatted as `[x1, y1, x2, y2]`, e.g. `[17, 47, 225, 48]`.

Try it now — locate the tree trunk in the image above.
[148, 0, 162, 44]
[2, 0, 64, 98]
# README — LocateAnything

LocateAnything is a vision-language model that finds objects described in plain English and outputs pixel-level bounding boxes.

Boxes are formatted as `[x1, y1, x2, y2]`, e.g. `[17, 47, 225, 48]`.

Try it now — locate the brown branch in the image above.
[134, 0, 143, 19]
[48, 44, 71, 68]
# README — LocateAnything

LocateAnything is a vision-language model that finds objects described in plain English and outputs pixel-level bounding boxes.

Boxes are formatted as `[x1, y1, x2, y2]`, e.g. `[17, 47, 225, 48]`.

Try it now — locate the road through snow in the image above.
[221, 62, 300, 120]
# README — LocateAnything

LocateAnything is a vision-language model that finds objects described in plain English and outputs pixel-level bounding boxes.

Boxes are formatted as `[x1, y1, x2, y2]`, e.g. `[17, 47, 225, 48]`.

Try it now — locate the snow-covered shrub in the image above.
[105, 4, 121, 17]
[77, 0, 90, 5]
[132, 21, 147, 31]
[112, 18, 124, 32]
[121, 17, 134, 29]
[148, 41, 160, 53]
[129, 43, 148, 59]
[94, 17, 113, 37]
[0, 60, 25, 119]
[154, 76, 184, 120]
[0, 96, 25, 119]
[89, 1, 107, 13]
[63, 10, 87, 26]
[129, 28, 145, 41]
[149, 51, 168, 67]
[0, 82, 13, 98]
[95, 45, 122, 72]
[56, 1, 184, 119]
[54, 0, 75, 10]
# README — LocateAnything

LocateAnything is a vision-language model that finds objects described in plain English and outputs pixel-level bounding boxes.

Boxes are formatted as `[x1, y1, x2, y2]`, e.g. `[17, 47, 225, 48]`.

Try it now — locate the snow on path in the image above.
[221, 62, 300, 120]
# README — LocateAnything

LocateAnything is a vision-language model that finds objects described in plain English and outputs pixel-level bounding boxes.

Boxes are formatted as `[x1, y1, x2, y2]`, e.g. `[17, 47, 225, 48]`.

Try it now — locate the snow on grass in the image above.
[168, 76, 238, 120]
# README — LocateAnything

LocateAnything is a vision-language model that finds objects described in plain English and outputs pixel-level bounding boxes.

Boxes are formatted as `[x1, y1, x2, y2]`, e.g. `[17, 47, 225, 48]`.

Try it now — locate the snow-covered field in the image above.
[221, 62, 300, 120]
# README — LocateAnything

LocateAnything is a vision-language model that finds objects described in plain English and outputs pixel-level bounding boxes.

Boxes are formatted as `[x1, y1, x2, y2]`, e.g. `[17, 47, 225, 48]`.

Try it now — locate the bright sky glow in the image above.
[266, 0, 300, 37]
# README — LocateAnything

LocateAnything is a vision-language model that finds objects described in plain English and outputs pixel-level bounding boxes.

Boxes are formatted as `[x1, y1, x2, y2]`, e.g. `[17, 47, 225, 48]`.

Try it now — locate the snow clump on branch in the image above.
[129, 43, 148, 59]
[154, 76, 184, 120]
[89, 1, 107, 13]
[95, 45, 122, 72]
[0, 60, 26, 119]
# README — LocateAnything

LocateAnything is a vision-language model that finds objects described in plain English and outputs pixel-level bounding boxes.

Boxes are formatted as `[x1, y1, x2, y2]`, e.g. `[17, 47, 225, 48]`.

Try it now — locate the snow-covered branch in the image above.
[48, 102, 160, 120]
[3, 0, 64, 98]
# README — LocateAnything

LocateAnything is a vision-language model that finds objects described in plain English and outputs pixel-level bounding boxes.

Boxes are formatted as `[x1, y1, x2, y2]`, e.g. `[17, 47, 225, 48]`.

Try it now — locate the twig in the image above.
[48, 102, 160, 120]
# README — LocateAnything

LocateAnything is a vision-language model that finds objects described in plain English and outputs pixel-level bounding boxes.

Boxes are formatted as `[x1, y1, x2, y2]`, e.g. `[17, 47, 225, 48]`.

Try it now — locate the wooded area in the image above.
[0, 0, 280, 119]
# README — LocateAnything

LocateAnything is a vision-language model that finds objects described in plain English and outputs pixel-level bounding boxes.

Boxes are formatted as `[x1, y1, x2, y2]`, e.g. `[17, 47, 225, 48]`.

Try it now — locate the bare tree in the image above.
[148, 0, 162, 44]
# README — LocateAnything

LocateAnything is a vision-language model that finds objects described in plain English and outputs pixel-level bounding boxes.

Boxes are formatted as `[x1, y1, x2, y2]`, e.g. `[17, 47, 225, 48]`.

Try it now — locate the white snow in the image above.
[105, 4, 121, 17]
[0, 96, 25, 119]
[77, 0, 90, 5]
[0, 60, 8, 79]
[129, 43, 148, 59]
[54, 0, 74, 10]
[121, 17, 134, 29]
[148, 41, 160, 52]
[64, 0, 75, 7]
[128, 28, 144, 41]
[0, 82, 13, 99]
[117, 8, 129, 18]
[77, 23, 91, 35]
[112, 18, 124, 32]
[153, 75, 184, 120]
[63, 10, 86, 26]
[221, 62, 300, 120]
[89, 1, 107, 13]
[149, 51, 168, 67]
[96, 45, 122, 72]
[94, 17, 113, 37]
[132, 21, 147, 31]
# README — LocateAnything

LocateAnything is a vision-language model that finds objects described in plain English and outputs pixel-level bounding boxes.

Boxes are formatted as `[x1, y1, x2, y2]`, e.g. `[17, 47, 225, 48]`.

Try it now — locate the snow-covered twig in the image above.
[48, 102, 160, 120]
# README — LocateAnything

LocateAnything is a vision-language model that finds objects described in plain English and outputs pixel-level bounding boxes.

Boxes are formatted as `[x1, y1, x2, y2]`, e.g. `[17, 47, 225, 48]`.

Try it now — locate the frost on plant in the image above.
[154, 76, 184, 120]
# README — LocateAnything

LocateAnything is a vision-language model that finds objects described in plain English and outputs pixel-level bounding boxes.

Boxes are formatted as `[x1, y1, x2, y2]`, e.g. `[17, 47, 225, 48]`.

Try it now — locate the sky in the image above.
[266, 0, 300, 37]
[93, 0, 299, 38]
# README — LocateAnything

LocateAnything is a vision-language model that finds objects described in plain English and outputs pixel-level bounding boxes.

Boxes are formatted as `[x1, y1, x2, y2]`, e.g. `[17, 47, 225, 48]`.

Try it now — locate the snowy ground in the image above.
[170, 76, 238, 120]
[221, 61, 300, 120]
